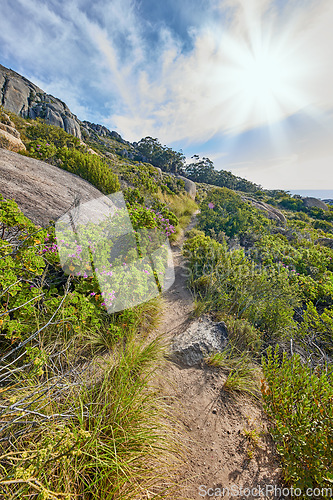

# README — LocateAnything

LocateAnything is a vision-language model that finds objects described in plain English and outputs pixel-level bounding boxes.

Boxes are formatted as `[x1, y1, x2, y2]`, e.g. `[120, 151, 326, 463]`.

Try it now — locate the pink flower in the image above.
[208, 202, 215, 209]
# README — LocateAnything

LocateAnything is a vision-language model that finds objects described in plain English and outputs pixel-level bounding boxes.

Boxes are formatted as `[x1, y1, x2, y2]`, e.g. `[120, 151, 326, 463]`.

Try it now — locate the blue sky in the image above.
[1, 0, 333, 192]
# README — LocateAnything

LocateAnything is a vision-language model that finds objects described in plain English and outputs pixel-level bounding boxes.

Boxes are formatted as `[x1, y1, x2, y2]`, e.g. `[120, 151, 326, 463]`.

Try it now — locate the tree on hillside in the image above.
[184, 154, 260, 193]
[135, 136, 185, 173]
[183, 155, 216, 183]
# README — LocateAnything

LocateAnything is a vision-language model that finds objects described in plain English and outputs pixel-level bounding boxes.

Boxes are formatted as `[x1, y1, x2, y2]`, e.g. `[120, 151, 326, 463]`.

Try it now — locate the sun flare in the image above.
[219, 24, 311, 132]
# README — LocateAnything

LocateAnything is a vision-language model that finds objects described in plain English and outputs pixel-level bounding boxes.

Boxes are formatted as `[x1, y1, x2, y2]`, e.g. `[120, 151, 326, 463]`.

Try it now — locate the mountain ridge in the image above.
[0, 63, 132, 148]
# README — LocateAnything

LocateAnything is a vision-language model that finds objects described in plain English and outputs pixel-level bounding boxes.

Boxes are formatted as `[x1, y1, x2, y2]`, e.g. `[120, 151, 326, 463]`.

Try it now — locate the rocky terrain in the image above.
[0, 109, 25, 152]
[0, 148, 104, 226]
[0, 64, 82, 138]
[241, 196, 287, 223]
[0, 64, 136, 153]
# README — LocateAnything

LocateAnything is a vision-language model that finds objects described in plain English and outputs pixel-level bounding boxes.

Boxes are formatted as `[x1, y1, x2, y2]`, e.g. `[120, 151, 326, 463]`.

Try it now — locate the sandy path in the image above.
[155, 214, 284, 500]
[157, 213, 199, 339]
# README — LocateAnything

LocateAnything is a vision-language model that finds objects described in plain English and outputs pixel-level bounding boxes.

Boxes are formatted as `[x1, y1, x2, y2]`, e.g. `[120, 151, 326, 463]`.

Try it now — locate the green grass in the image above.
[154, 192, 198, 242]
[213, 313, 262, 354]
[0, 337, 182, 499]
[206, 349, 261, 398]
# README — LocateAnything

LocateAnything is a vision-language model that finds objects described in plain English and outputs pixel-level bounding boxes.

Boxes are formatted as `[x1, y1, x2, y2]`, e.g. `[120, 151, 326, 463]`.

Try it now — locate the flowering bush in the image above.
[25, 139, 57, 161]
[128, 204, 177, 237]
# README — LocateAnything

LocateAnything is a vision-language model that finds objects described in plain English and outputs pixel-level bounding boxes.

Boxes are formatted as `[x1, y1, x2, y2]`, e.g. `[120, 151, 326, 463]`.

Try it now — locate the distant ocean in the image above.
[287, 189, 333, 200]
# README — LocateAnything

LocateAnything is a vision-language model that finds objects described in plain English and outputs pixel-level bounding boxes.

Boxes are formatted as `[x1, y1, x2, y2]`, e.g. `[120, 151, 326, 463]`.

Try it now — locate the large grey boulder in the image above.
[0, 64, 81, 138]
[154, 166, 163, 178]
[241, 196, 286, 224]
[170, 316, 228, 366]
[0, 149, 104, 226]
[177, 175, 196, 199]
[302, 197, 328, 211]
[315, 238, 333, 249]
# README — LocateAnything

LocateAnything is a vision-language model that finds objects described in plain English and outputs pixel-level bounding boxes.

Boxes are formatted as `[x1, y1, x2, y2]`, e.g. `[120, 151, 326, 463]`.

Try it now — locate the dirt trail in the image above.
[157, 213, 198, 339]
[156, 214, 284, 500]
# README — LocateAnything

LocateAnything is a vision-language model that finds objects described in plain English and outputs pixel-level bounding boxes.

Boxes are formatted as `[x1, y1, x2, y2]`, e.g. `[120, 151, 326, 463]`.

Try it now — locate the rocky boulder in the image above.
[169, 316, 228, 366]
[0, 64, 81, 138]
[302, 197, 328, 211]
[0, 127, 26, 153]
[315, 238, 333, 249]
[0, 149, 104, 226]
[177, 175, 196, 200]
[0, 111, 26, 152]
[154, 166, 163, 178]
[242, 196, 286, 224]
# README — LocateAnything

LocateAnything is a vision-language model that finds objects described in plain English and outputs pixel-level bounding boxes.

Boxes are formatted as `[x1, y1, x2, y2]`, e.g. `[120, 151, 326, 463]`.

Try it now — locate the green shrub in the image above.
[198, 187, 269, 239]
[313, 219, 333, 232]
[55, 147, 120, 194]
[262, 347, 333, 495]
[19, 121, 120, 194]
[183, 233, 300, 337]
[25, 120, 81, 149]
[25, 138, 57, 160]
[297, 301, 333, 355]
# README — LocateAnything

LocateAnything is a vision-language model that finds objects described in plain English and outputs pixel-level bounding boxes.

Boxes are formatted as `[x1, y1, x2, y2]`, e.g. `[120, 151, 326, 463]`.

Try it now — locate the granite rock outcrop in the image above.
[0, 148, 104, 226]
[0, 64, 81, 138]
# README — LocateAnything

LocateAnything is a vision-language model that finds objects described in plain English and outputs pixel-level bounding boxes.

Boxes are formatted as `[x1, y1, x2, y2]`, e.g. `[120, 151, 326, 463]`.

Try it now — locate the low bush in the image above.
[262, 347, 333, 495]
[183, 233, 300, 338]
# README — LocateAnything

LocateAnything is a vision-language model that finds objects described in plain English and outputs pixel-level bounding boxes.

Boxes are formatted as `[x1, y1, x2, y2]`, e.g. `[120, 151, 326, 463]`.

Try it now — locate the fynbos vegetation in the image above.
[1, 102, 333, 498]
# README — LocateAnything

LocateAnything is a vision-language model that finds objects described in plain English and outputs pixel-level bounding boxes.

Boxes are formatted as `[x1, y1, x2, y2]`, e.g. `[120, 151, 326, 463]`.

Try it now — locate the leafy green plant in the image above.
[262, 347, 333, 494]
[183, 232, 300, 337]
[25, 120, 82, 149]
[55, 147, 120, 194]
[25, 138, 57, 161]
[18, 120, 120, 195]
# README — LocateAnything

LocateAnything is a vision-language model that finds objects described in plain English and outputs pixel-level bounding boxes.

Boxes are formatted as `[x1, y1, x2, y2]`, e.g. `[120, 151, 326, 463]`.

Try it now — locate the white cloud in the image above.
[87, 0, 333, 146]
[1, 0, 333, 189]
